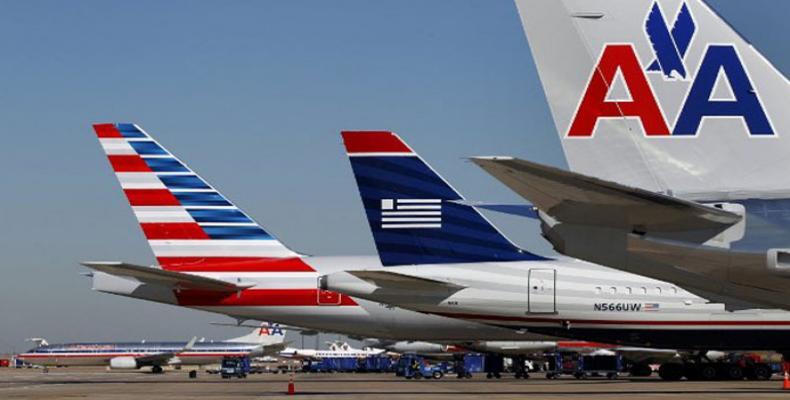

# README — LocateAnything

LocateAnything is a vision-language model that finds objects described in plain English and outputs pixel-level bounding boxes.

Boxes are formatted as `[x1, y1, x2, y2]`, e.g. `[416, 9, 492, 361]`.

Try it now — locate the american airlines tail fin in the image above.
[225, 323, 287, 345]
[341, 131, 546, 266]
[515, 0, 789, 199]
[92, 123, 308, 271]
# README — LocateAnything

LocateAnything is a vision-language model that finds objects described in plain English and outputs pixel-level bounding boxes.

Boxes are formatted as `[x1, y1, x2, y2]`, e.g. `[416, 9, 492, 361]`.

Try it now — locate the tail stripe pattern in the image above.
[93, 123, 306, 270]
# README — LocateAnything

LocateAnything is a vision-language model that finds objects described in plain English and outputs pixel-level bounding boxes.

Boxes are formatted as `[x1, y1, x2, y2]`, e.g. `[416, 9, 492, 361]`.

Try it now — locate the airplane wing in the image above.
[135, 336, 198, 367]
[470, 157, 740, 233]
[82, 262, 254, 292]
[258, 342, 290, 356]
[454, 202, 539, 219]
[626, 234, 765, 275]
[347, 270, 464, 292]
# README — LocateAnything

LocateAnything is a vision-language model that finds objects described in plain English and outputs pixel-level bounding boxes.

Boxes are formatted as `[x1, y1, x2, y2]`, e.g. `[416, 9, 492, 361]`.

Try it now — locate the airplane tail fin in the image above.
[515, 0, 788, 198]
[225, 323, 287, 344]
[92, 123, 308, 271]
[341, 131, 546, 266]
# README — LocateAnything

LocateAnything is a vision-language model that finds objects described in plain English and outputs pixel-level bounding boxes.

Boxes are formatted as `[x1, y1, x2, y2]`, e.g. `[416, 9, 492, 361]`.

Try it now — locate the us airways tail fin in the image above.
[341, 131, 546, 266]
[225, 323, 286, 344]
[515, 0, 788, 199]
[92, 123, 307, 271]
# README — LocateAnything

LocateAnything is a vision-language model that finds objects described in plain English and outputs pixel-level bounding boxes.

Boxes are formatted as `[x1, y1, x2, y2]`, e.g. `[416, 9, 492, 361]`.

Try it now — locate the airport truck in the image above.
[220, 357, 250, 379]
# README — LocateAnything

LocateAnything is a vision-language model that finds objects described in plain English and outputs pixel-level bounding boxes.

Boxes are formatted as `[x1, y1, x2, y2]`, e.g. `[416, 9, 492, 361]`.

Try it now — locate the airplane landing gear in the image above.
[629, 363, 653, 377]
[512, 355, 530, 379]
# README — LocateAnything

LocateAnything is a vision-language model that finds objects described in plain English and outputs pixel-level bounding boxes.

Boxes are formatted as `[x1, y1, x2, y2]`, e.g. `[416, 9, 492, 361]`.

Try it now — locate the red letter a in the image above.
[568, 44, 670, 137]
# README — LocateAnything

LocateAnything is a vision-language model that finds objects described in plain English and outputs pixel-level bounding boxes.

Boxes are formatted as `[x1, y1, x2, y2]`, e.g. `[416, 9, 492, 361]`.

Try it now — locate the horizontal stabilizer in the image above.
[471, 157, 740, 233]
[626, 234, 764, 276]
[459, 202, 539, 219]
[81, 262, 253, 292]
[348, 270, 464, 292]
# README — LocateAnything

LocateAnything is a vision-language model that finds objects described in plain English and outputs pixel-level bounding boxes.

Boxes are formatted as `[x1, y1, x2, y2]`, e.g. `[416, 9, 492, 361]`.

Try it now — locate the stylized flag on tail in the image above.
[93, 123, 307, 271]
[342, 131, 547, 266]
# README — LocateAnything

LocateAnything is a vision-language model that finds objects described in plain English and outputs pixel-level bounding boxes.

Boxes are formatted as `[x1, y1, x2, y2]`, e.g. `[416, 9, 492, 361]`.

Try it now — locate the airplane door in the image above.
[528, 268, 556, 314]
[317, 278, 342, 305]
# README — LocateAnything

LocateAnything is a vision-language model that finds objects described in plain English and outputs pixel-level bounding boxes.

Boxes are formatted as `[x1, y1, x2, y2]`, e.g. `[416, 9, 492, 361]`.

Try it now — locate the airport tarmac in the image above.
[1, 367, 788, 400]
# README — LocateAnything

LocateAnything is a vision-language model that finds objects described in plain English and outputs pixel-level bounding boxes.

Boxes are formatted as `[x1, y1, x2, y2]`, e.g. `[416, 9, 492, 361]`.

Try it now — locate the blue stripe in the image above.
[203, 226, 272, 240]
[187, 209, 251, 223]
[173, 192, 231, 206]
[144, 157, 189, 172]
[115, 123, 147, 138]
[129, 141, 168, 155]
[160, 175, 210, 190]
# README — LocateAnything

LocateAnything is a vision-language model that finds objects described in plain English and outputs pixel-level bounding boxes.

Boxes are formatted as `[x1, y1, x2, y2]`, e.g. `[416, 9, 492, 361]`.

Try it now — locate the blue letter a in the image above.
[674, 45, 773, 136]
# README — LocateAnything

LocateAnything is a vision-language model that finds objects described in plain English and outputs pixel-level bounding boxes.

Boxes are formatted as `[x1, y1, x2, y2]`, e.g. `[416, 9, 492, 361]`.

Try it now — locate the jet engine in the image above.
[386, 341, 448, 354]
[109, 356, 138, 369]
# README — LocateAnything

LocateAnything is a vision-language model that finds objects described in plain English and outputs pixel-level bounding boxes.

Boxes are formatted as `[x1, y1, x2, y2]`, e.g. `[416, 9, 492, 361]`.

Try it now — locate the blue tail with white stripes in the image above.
[341, 131, 546, 266]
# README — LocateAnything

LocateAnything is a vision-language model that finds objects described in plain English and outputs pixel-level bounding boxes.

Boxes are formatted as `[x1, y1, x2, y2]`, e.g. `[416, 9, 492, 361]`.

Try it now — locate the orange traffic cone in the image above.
[783, 362, 790, 390]
[287, 372, 295, 395]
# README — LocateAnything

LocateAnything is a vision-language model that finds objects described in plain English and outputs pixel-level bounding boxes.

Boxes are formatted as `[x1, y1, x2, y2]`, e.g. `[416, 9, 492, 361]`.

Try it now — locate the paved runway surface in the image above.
[1, 367, 788, 399]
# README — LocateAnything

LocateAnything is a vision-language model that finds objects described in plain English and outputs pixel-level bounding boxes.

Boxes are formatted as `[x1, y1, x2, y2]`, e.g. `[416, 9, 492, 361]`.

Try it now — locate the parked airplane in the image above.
[83, 123, 550, 344]
[16, 324, 286, 373]
[322, 131, 790, 380]
[280, 341, 385, 360]
[470, 0, 790, 311]
[82, 123, 692, 377]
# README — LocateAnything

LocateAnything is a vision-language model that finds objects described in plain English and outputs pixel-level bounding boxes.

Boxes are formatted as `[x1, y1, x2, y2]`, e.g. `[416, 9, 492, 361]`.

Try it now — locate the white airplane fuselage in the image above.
[90, 256, 545, 342]
[322, 256, 790, 351]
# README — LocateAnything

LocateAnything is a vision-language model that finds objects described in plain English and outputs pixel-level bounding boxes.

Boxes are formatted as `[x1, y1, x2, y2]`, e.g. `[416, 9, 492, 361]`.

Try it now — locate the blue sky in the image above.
[0, 0, 787, 352]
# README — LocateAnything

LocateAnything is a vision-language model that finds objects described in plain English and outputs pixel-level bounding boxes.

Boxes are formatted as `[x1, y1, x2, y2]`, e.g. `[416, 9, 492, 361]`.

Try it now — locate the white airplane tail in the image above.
[225, 323, 287, 345]
[515, 0, 788, 199]
[26, 338, 49, 347]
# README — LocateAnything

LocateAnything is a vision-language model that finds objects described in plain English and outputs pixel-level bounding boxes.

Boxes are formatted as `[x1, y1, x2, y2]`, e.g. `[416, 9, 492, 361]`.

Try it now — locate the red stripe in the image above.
[436, 312, 790, 327]
[123, 189, 180, 206]
[341, 131, 412, 154]
[141, 223, 209, 240]
[107, 155, 152, 172]
[94, 123, 122, 138]
[175, 288, 357, 307]
[159, 257, 315, 272]
[19, 352, 250, 359]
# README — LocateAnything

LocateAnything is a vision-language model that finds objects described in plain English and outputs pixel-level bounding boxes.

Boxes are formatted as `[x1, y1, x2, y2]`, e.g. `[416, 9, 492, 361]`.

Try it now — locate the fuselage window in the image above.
[609, 286, 617, 294]
[595, 286, 602, 294]
[656, 287, 662, 295]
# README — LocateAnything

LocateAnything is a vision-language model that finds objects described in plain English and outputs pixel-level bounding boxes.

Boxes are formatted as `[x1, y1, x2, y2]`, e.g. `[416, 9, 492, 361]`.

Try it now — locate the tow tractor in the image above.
[396, 355, 445, 380]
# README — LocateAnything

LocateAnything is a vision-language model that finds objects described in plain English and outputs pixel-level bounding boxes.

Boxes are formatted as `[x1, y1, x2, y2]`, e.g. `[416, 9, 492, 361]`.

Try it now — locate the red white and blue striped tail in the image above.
[93, 123, 306, 271]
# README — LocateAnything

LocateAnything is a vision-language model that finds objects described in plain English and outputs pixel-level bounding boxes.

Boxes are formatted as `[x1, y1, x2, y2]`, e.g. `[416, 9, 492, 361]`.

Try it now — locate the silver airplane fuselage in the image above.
[90, 256, 548, 343]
